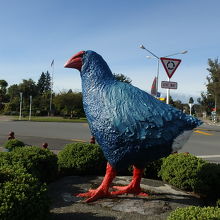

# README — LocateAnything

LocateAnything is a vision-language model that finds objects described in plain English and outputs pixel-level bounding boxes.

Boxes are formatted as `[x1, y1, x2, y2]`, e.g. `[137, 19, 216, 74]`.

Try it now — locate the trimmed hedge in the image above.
[0, 147, 58, 183]
[193, 163, 220, 199]
[0, 164, 50, 220]
[159, 153, 220, 199]
[167, 206, 220, 220]
[58, 143, 106, 176]
[4, 139, 25, 151]
[159, 153, 207, 191]
[144, 159, 163, 180]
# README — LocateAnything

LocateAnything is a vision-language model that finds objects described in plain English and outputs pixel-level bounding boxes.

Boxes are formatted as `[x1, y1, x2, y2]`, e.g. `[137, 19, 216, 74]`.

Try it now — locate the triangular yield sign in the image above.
[160, 57, 181, 79]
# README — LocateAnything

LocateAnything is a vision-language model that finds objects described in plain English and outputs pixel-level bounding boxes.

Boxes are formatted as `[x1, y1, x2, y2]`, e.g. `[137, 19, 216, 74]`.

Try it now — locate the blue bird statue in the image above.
[64, 50, 202, 202]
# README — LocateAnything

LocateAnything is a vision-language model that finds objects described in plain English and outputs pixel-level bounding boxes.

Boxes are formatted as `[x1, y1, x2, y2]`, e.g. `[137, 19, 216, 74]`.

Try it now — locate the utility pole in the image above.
[49, 60, 54, 116]
[29, 95, 32, 121]
[19, 92, 23, 120]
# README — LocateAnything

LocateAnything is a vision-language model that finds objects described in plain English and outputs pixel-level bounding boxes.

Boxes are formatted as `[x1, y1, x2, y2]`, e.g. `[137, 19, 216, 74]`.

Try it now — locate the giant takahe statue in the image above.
[64, 50, 202, 202]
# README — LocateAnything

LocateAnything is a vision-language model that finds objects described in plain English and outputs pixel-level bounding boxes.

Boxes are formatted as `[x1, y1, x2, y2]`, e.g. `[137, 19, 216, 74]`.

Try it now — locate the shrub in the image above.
[167, 206, 220, 220]
[4, 139, 25, 151]
[10, 146, 58, 183]
[159, 153, 207, 191]
[0, 152, 12, 165]
[144, 159, 163, 180]
[194, 163, 220, 199]
[58, 143, 106, 176]
[217, 199, 220, 208]
[0, 164, 50, 220]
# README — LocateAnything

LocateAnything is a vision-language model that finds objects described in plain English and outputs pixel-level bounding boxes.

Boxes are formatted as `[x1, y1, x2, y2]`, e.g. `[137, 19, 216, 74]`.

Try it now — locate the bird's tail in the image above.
[172, 115, 203, 152]
[171, 130, 193, 152]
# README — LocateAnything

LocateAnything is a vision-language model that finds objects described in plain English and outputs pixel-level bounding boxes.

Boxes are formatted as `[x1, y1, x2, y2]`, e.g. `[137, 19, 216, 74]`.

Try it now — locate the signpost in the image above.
[160, 57, 181, 104]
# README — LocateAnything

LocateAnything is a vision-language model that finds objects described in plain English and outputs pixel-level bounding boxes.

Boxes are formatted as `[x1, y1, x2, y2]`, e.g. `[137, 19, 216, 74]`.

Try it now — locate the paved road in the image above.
[179, 123, 220, 163]
[0, 121, 91, 149]
[0, 120, 219, 162]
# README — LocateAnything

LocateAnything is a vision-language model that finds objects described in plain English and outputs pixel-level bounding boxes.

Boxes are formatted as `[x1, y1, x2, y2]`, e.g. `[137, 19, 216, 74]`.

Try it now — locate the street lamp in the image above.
[140, 44, 188, 103]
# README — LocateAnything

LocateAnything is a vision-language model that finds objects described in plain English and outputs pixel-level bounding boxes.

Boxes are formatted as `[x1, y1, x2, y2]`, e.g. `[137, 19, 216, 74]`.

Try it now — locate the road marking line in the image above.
[194, 130, 213, 136]
[197, 155, 220, 159]
[71, 139, 88, 143]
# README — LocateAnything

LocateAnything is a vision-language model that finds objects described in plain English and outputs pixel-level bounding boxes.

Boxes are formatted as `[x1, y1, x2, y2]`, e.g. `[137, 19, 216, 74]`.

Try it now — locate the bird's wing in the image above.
[102, 81, 200, 145]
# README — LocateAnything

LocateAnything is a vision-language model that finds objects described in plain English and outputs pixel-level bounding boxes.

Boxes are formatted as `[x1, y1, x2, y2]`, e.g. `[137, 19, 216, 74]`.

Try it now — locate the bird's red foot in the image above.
[76, 188, 112, 202]
[111, 184, 149, 196]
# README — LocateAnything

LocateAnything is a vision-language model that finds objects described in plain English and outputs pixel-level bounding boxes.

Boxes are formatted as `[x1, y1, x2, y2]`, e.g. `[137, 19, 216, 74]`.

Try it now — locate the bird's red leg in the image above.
[76, 163, 116, 202]
[111, 166, 149, 196]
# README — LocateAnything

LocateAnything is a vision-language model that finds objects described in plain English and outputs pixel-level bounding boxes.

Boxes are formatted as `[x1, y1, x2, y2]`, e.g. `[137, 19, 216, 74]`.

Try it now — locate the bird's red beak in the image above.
[64, 51, 85, 71]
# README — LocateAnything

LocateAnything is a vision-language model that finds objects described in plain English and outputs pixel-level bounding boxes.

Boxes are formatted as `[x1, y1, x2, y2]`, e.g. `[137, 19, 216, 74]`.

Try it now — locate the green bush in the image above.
[58, 143, 106, 176]
[0, 152, 12, 165]
[194, 163, 220, 199]
[0, 164, 50, 220]
[4, 139, 25, 151]
[167, 206, 220, 220]
[10, 146, 58, 183]
[159, 153, 207, 191]
[217, 199, 220, 208]
[144, 159, 163, 180]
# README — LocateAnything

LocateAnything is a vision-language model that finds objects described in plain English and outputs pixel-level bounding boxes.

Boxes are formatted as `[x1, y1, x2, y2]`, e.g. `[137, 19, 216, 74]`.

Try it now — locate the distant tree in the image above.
[45, 71, 51, 92]
[113, 73, 132, 84]
[0, 80, 8, 103]
[18, 79, 38, 113]
[37, 71, 51, 95]
[0, 80, 8, 92]
[199, 58, 220, 114]
[173, 100, 184, 111]
[7, 84, 19, 101]
[189, 97, 194, 104]
[54, 91, 84, 117]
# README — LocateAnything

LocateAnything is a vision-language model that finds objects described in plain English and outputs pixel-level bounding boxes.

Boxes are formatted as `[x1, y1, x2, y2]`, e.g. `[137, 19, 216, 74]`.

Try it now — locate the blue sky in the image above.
[0, 0, 220, 100]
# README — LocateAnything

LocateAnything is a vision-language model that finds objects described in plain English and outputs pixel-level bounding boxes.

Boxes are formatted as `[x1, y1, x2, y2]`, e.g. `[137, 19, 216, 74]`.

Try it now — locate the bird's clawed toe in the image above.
[75, 188, 112, 203]
[111, 185, 149, 196]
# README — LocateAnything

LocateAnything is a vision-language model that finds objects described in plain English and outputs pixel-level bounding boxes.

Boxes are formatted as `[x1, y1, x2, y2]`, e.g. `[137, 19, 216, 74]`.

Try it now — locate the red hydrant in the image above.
[90, 136, 96, 144]
[42, 142, 48, 149]
[8, 131, 15, 140]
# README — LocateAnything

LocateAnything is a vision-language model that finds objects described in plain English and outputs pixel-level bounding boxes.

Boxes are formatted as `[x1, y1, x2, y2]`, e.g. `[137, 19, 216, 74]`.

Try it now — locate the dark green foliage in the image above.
[144, 159, 163, 180]
[10, 146, 58, 183]
[58, 143, 106, 176]
[167, 206, 220, 220]
[4, 139, 25, 151]
[0, 164, 50, 220]
[199, 58, 220, 114]
[159, 153, 207, 191]
[37, 71, 51, 94]
[217, 199, 220, 208]
[0, 152, 12, 165]
[113, 73, 132, 84]
[194, 163, 220, 199]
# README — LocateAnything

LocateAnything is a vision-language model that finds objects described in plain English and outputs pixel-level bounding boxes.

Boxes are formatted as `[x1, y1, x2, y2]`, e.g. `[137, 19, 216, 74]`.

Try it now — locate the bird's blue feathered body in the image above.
[80, 51, 202, 169]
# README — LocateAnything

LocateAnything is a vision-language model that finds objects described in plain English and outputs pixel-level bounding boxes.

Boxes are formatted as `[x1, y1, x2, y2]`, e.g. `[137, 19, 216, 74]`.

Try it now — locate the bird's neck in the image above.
[81, 66, 115, 89]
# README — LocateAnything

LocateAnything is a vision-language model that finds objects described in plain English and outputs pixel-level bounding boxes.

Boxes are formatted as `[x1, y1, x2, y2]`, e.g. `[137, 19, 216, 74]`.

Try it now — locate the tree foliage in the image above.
[113, 73, 132, 84]
[37, 71, 51, 95]
[199, 58, 220, 114]
[54, 91, 84, 117]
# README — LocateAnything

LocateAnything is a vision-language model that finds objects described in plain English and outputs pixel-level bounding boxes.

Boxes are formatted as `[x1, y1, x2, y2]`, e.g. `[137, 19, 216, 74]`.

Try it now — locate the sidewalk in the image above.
[201, 118, 220, 126]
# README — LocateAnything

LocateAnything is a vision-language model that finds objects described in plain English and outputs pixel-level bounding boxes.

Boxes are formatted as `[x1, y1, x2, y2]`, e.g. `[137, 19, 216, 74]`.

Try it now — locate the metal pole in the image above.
[29, 95, 32, 121]
[156, 59, 159, 96]
[166, 78, 170, 104]
[49, 60, 54, 116]
[19, 92, 22, 120]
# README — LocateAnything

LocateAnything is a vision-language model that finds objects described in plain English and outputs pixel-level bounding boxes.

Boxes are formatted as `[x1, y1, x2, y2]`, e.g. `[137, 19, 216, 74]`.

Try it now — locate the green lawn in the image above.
[13, 116, 87, 123]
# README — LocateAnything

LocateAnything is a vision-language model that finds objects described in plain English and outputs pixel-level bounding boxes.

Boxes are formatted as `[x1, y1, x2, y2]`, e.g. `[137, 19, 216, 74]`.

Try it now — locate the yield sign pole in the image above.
[160, 57, 181, 104]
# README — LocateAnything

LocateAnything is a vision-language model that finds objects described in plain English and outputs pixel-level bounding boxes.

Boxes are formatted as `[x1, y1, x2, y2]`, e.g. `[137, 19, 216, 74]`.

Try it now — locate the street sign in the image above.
[160, 57, 181, 79]
[161, 81, 178, 89]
